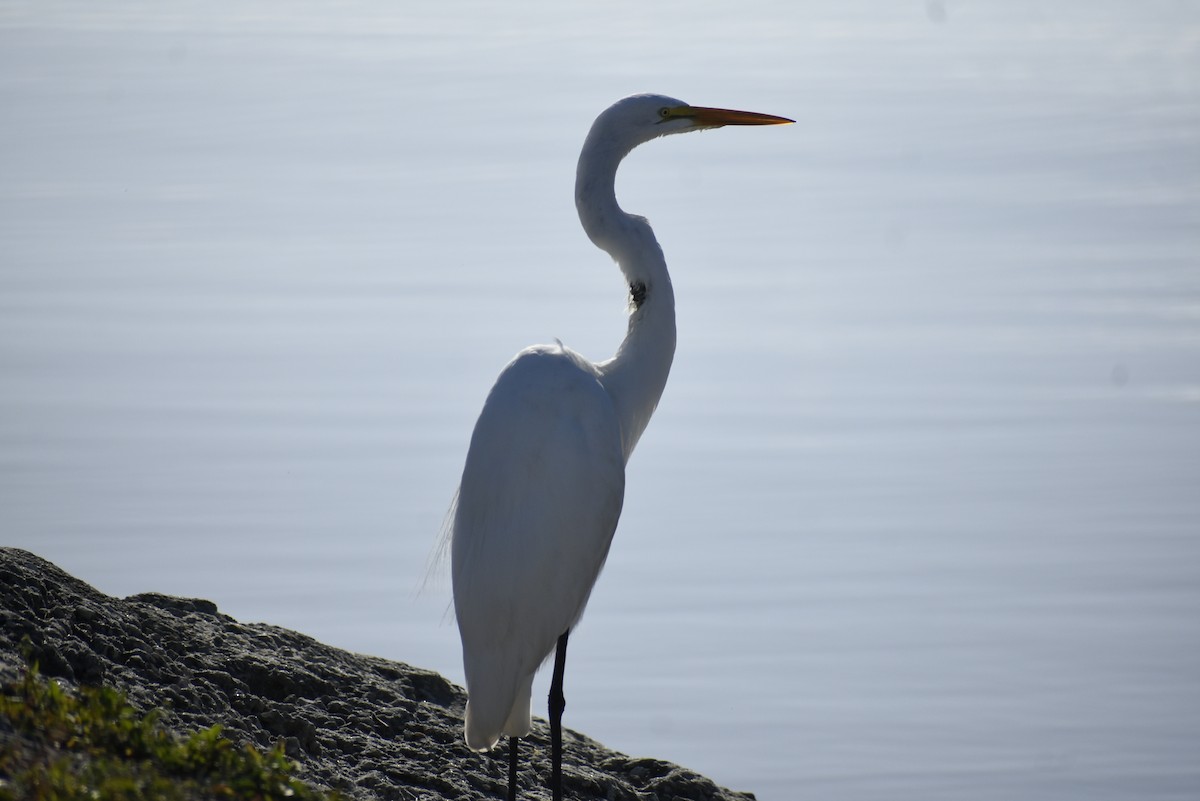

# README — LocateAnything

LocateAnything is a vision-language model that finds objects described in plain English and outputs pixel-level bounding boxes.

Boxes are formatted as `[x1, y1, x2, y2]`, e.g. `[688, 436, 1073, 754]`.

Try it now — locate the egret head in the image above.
[576, 94, 792, 255]
[589, 93, 793, 156]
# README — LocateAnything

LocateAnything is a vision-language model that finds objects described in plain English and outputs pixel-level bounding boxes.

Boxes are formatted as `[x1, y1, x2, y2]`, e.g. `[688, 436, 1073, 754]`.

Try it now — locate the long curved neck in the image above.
[576, 137, 677, 461]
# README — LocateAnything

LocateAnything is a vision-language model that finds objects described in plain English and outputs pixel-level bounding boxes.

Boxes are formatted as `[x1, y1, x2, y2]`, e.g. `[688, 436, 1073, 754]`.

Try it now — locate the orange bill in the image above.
[672, 105, 794, 126]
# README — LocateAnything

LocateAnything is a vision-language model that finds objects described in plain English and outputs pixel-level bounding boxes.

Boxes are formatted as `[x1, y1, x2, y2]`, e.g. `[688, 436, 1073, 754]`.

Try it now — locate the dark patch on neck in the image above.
[630, 280, 648, 309]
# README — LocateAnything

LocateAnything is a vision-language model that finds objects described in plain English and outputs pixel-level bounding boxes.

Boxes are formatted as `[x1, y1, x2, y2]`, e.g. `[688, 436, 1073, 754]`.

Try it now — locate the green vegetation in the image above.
[0, 660, 343, 801]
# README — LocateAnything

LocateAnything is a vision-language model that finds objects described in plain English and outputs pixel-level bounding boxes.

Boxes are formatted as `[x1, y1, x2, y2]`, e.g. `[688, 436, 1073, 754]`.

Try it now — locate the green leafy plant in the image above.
[0, 659, 342, 801]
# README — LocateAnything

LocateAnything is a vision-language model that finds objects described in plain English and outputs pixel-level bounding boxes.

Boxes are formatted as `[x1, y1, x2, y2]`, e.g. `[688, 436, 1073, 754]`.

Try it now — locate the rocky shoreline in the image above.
[0, 548, 754, 800]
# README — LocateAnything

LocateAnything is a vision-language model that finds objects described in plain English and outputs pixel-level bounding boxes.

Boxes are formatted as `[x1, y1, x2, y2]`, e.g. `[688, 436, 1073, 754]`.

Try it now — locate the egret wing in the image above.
[451, 344, 626, 751]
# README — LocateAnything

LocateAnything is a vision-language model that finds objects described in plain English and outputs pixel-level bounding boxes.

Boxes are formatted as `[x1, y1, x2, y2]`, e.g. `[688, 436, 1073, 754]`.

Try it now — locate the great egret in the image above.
[450, 93, 791, 801]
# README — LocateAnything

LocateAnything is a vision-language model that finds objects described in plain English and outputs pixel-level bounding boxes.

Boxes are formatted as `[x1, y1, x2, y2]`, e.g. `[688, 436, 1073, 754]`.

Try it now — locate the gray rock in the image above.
[0, 548, 755, 800]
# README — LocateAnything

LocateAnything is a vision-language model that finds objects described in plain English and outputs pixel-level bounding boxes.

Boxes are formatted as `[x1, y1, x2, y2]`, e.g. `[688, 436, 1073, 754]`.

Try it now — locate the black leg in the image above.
[507, 735, 519, 801]
[549, 630, 570, 801]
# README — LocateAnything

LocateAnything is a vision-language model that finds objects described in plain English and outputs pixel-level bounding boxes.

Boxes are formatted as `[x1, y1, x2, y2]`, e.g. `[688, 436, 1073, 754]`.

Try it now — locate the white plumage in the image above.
[452, 344, 625, 750]
[448, 93, 791, 799]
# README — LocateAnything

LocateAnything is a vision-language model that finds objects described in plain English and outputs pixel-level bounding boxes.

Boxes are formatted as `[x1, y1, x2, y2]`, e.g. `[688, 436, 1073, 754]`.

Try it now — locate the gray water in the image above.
[2, 2, 1198, 798]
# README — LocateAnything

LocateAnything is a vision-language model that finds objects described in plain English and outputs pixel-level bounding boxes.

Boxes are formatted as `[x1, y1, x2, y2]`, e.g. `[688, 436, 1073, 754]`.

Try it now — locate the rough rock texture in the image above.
[0, 548, 754, 800]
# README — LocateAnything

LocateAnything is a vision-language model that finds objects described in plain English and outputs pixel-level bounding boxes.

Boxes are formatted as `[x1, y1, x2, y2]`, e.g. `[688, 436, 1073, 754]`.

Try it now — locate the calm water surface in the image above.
[2, 2, 1198, 798]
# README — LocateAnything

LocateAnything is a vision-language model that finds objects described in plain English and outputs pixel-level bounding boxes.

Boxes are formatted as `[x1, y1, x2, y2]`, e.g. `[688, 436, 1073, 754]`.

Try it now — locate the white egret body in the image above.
[449, 94, 791, 800]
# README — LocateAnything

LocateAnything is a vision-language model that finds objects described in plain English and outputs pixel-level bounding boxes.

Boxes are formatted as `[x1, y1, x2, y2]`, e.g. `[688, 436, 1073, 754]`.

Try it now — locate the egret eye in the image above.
[658, 107, 671, 119]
